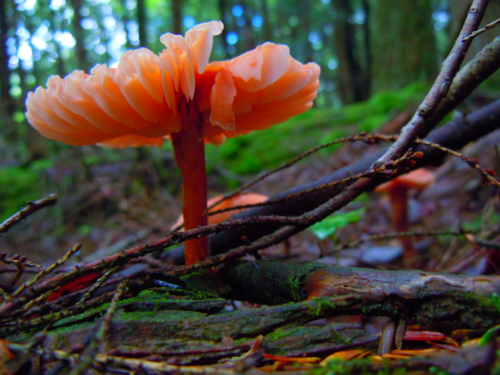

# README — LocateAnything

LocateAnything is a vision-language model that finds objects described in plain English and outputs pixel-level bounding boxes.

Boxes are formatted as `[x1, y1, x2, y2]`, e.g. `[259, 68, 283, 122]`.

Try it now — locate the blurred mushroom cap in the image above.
[375, 168, 435, 193]
[172, 193, 268, 230]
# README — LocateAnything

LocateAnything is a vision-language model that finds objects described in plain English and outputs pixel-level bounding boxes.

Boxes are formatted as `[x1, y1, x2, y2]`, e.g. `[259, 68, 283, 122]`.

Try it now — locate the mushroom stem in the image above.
[171, 98, 209, 265]
[387, 186, 417, 262]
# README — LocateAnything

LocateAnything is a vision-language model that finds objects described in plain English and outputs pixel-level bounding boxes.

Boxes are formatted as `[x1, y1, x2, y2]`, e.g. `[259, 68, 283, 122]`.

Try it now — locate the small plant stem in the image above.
[171, 98, 209, 265]
[388, 186, 416, 262]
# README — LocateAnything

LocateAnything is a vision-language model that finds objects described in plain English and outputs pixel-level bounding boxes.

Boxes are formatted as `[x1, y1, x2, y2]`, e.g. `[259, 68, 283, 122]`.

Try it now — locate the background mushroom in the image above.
[375, 168, 435, 264]
[25, 21, 320, 266]
[172, 193, 269, 229]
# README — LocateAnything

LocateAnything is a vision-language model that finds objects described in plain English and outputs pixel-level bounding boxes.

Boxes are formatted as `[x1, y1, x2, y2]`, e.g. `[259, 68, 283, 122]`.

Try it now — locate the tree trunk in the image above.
[299, 0, 313, 63]
[0, 0, 13, 116]
[260, 0, 272, 42]
[240, 0, 256, 51]
[51, 10, 67, 77]
[70, 0, 89, 72]
[332, 0, 369, 104]
[370, 0, 437, 92]
[137, 0, 147, 47]
[217, 0, 229, 58]
[361, 0, 371, 97]
[170, 0, 182, 34]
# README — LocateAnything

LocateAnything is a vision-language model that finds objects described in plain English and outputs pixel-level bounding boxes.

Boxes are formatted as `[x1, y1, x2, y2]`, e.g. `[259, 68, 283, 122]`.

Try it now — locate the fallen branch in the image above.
[0, 194, 58, 237]
[224, 260, 500, 331]
[208, 99, 500, 254]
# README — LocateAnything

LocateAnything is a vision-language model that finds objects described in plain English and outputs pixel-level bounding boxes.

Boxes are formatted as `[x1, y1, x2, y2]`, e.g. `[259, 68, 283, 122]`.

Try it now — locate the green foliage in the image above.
[309, 208, 364, 240]
[478, 324, 500, 346]
[0, 159, 52, 219]
[429, 366, 452, 375]
[462, 211, 500, 232]
[492, 293, 500, 313]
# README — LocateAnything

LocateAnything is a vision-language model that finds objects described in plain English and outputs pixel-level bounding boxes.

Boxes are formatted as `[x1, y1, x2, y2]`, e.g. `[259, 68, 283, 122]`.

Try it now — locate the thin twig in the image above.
[68, 281, 127, 375]
[206, 133, 389, 210]
[21, 347, 237, 375]
[208, 141, 409, 217]
[331, 229, 475, 253]
[0, 253, 42, 268]
[472, 237, 500, 250]
[416, 139, 500, 189]
[9, 244, 81, 299]
[462, 17, 500, 42]
[0, 293, 112, 336]
[74, 267, 118, 306]
[0, 288, 8, 302]
[206, 131, 500, 220]
[0, 194, 58, 237]
[3, 103, 500, 319]
[376, 0, 489, 165]
[15, 286, 62, 316]
[8, 263, 24, 292]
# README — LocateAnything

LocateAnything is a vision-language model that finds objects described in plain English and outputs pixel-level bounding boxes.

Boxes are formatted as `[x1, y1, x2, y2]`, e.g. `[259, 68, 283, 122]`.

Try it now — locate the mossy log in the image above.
[224, 260, 500, 331]
[6, 260, 500, 373]
[8, 290, 373, 370]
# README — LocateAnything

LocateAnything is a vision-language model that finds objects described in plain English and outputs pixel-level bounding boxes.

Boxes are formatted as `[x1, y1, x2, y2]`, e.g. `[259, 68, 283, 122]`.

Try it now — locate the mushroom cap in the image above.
[172, 193, 268, 229]
[26, 21, 320, 148]
[375, 168, 435, 193]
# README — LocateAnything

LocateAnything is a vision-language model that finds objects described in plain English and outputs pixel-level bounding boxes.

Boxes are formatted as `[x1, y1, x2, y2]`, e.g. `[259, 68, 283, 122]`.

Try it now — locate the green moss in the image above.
[307, 297, 338, 316]
[119, 309, 205, 323]
[179, 273, 223, 298]
[0, 159, 52, 218]
[266, 326, 305, 341]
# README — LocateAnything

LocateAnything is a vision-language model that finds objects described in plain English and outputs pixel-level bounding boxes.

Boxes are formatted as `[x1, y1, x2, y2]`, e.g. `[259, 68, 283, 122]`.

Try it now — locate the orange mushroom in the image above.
[25, 21, 320, 265]
[375, 168, 435, 263]
[172, 193, 269, 229]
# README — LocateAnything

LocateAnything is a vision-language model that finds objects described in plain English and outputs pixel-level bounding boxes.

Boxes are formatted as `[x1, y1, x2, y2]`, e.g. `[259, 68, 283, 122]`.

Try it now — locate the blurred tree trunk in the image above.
[260, 0, 272, 42]
[332, 0, 369, 104]
[121, 0, 134, 50]
[0, 0, 13, 116]
[170, 0, 182, 34]
[70, 0, 89, 72]
[51, 10, 67, 77]
[137, 0, 147, 47]
[370, 0, 437, 92]
[361, 0, 371, 97]
[239, 0, 256, 51]
[217, 0, 229, 58]
[299, 0, 313, 63]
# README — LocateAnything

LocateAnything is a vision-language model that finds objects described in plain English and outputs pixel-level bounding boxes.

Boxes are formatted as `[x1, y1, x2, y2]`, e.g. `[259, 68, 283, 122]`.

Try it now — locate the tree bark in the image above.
[170, 0, 182, 34]
[260, 0, 272, 42]
[370, 0, 437, 92]
[0, 0, 13, 116]
[5, 261, 500, 373]
[70, 0, 89, 72]
[332, 0, 368, 104]
[136, 0, 147, 47]
[217, 0, 229, 58]
[225, 260, 500, 331]
[361, 0, 371, 96]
